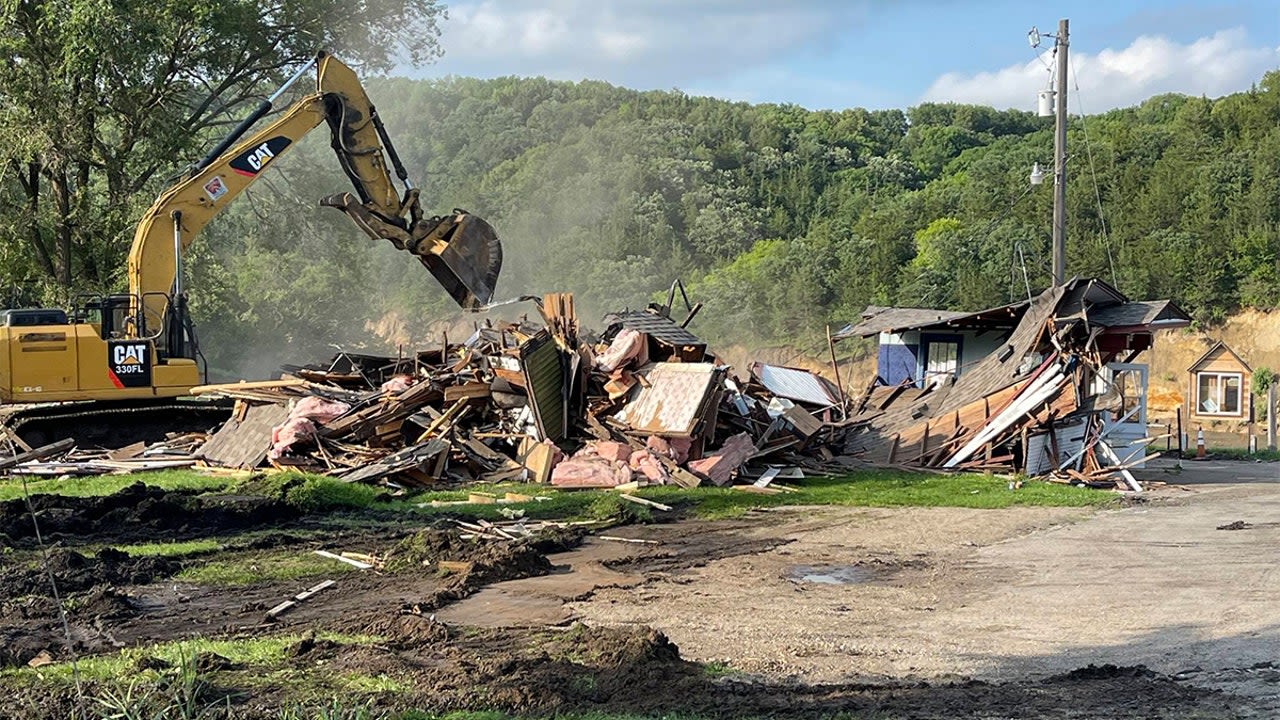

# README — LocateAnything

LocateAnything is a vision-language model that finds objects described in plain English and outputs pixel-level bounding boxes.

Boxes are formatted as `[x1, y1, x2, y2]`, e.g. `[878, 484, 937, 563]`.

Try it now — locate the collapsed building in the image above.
[6, 278, 1190, 492]
[836, 277, 1191, 488]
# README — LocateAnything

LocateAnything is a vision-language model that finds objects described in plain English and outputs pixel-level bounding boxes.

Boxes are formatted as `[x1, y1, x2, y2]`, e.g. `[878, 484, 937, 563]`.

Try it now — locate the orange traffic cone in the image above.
[1196, 427, 1206, 459]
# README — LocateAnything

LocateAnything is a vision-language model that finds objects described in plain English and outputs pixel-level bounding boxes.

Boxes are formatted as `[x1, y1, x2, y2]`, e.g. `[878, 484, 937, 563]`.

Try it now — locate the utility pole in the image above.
[1051, 18, 1069, 287]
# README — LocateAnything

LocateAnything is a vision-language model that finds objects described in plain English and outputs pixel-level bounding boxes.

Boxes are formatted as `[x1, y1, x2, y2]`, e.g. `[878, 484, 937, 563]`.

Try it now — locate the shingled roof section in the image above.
[617, 311, 704, 346]
[1088, 299, 1190, 328]
[837, 306, 970, 338]
[843, 284, 1066, 459]
[935, 284, 1066, 417]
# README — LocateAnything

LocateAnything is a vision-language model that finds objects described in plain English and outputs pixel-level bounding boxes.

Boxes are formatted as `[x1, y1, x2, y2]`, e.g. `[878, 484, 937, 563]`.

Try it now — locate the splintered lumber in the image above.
[0, 438, 75, 471]
[1096, 439, 1143, 492]
[414, 399, 467, 442]
[190, 378, 308, 396]
[313, 550, 373, 570]
[340, 551, 381, 567]
[443, 382, 492, 405]
[265, 579, 336, 620]
[598, 535, 660, 545]
[734, 485, 783, 495]
[106, 441, 147, 461]
[943, 364, 1066, 468]
[618, 494, 672, 512]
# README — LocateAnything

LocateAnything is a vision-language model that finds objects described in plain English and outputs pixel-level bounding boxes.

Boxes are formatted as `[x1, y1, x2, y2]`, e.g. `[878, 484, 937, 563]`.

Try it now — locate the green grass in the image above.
[0, 468, 235, 502]
[0, 632, 380, 684]
[382, 470, 1112, 522]
[0, 466, 1111, 528]
[640, 472, 1113, 519]
[176, 548, 357, 585]
[236, 472, 382, 512]
[113, 537, 225, 557]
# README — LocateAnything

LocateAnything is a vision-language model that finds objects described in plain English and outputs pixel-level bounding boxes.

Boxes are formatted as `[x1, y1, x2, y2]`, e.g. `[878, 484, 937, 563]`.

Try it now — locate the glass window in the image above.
[1224, 376, 1240, 414]
[1114, 370, 1142, 423]
[1197, 372, 1242, 415]
[925, 341, 958, 381]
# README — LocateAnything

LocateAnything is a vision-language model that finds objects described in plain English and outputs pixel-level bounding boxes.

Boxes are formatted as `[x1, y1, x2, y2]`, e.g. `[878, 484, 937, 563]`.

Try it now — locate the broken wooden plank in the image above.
[598, 535, 660, 545]
[265, 579, 336, 620]
[313, 550, 373, 570]
[0, 438, 75, 471]
[191, 378, 308, 395]
[618, 494, 672, 512]
[1095, 439, 1142, 492]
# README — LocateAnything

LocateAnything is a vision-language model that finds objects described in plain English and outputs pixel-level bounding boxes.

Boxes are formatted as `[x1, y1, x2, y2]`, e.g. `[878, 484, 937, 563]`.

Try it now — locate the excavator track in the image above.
[0, 399, 233, 450]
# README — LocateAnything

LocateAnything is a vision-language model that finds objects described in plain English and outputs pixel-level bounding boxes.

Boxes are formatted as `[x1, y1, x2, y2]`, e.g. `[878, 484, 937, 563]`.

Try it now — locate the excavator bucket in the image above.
[413, 212, 503, 310]
[321, 193, 503, 309]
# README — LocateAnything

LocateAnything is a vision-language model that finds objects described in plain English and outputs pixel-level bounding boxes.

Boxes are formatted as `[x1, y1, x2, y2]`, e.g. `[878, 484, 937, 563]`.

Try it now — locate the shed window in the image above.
[1197, 372, 1242, 415]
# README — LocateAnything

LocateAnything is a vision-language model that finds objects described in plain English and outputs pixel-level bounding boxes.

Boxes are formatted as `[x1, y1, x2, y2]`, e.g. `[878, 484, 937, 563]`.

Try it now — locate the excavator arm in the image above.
[126, 51, 502, 352]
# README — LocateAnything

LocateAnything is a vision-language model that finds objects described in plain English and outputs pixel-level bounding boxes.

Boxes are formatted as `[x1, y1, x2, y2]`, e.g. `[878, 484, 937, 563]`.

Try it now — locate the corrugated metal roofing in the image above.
[615, 363, 719, 436]
[750, 363, 839, 407]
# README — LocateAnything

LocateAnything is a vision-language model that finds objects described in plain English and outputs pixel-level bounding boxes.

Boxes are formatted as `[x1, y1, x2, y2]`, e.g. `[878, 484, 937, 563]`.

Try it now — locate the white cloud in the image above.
[921, 28, 1279, 112]
[425, 0, 867, 90]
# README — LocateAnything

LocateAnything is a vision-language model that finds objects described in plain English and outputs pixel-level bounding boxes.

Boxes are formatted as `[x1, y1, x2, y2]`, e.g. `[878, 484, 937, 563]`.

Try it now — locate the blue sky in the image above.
[407, 0, 1280, 112]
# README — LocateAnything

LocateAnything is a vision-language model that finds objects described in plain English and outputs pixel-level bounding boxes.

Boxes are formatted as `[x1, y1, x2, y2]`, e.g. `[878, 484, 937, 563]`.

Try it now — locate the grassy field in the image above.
[0, 468, 238, 502]
[0, 466, 1120, 719]
[0, 467, 1115, 522]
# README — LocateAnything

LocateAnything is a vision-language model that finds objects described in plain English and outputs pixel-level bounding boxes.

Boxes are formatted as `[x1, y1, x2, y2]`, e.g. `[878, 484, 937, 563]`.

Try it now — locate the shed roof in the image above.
[1187, 340, 1252, 374]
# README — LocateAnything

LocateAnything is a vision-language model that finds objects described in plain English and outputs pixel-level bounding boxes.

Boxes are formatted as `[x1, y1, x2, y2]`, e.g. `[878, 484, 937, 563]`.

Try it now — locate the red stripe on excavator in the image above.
[232, 168, 257, 177]
[108, 370, 124, 389]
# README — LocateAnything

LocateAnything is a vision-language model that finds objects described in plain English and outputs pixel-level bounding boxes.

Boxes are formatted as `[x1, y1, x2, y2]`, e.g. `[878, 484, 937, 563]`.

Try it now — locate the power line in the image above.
[1069, 53, 1120, 289]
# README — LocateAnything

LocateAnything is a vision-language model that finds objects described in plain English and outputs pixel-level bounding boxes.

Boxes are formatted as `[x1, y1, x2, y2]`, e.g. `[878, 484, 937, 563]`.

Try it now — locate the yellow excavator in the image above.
[0, 52, 502, 445]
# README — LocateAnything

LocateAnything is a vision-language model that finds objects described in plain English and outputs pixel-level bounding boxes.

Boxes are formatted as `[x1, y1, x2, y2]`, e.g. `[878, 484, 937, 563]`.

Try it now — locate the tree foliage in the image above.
[3, 44, 1279, 375]
[0, 0, 443, 297]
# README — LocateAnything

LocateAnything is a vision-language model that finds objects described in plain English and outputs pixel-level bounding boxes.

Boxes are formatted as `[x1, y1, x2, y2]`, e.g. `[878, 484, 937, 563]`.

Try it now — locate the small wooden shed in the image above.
[1187, 341, 1252, 421]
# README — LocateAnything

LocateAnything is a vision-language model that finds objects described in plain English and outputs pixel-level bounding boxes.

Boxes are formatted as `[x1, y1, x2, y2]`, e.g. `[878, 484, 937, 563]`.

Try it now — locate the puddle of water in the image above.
[787, 564, 873, 585]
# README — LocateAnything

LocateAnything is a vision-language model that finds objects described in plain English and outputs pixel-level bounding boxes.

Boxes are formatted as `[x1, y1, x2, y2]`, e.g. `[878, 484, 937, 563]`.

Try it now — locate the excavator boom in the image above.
[0, 50, 502, 432]
[127, 50, 502, 346]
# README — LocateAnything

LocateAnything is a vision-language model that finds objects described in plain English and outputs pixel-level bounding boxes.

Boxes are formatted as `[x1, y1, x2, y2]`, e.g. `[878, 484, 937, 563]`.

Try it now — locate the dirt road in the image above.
[443, 465, 1280, 715]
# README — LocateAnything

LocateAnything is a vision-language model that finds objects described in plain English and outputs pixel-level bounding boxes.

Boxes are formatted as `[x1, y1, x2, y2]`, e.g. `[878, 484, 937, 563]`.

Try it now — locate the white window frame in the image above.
[1196, 371, 1243, 416]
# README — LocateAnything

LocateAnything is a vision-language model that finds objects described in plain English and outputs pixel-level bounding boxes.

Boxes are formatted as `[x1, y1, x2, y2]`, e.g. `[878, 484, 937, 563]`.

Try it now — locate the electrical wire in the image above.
[1069, 53, 1121, 289]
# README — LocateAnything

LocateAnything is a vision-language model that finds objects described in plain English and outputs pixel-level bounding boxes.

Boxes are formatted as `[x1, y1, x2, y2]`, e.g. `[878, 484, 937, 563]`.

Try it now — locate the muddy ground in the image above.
[1, 470, 1277, 718]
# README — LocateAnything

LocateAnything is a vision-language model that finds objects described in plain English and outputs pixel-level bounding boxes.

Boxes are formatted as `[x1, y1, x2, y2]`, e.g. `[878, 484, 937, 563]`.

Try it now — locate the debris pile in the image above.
[1, 278, 1193, 494]
[182, 293, 859, 490]
[838, 278, 1192, 490]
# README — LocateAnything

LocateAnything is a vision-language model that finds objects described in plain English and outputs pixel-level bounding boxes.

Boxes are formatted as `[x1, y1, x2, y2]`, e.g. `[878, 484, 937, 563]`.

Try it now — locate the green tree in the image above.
[0, 0, 444, 297]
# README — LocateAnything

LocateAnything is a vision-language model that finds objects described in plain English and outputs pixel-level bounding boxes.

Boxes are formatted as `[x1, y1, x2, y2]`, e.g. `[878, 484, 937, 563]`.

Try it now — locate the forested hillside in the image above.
[7, 68, 1280, 376]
